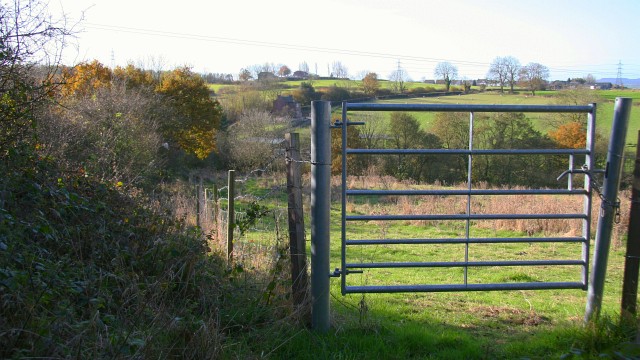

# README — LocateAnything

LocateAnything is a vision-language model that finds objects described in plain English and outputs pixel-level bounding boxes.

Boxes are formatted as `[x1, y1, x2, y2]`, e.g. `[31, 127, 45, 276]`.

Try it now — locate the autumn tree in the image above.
[156, 66, 223, 159]
[61, 60, 112, 97]
[549, 122, 586, 149]
[278, 65, 291, 77]
[362, 72, 380, 96]
[519, 62, 550, 96]
[434, 61, 458, 92]
[113, 63, 156, 89]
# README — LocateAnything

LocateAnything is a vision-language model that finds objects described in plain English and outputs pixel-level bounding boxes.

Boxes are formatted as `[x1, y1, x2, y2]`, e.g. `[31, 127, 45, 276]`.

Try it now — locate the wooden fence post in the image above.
[227, 170, 235, 262]
[622, 131, 640, 323]
[195, 180, 201, 228]
[286, 133, 310, 320]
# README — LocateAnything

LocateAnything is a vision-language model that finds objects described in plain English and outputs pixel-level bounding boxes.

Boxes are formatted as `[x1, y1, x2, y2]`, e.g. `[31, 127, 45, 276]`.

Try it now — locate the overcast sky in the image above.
[53, 0, 640, 81]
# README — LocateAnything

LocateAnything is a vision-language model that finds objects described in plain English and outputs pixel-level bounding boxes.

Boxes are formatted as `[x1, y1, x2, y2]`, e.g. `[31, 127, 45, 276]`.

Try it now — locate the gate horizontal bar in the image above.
[344, 282, 586, 293]
[346, 259, 585, 269]
[347, 148, 590, 155]
[347, 213, 587, 221]
[347, 189, 588, 196]
[345, 103, 594, 113]
[345, 236, 586, 245]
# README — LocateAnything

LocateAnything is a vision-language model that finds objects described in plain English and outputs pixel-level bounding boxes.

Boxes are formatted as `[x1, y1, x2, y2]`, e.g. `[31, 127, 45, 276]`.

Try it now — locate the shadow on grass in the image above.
[236, 291, 639, 360]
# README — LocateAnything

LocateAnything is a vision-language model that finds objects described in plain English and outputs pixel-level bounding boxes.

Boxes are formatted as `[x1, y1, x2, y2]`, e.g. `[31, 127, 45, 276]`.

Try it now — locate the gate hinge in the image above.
[329, 268, 363, 277]
[331, 120, 366, 128]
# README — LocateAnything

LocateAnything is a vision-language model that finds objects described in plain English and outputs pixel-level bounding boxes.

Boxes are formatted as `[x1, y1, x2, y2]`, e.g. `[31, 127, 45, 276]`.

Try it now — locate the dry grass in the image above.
[343, 175, 632, 246]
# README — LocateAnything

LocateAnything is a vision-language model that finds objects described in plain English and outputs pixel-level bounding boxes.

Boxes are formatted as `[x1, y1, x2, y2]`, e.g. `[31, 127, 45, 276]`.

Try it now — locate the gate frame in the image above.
[309, 98, 632, 331]
[340, 102, 596, 295]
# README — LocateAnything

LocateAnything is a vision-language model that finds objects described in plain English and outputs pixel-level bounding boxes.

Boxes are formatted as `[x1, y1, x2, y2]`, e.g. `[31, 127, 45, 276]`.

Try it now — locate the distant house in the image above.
[291, 70, 310, 80]
[258, 72, 278, 81]
[591, 82, 613, 90]
[272, 95, 302, 118]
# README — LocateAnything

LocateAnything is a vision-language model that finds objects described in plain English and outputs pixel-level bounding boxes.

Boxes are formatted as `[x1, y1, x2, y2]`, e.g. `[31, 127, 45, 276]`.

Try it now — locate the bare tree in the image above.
[298, 61, 310, 73]
[218, 110, 291, 170]
[238, 68, 252, 81]
[487, 57, 508, 93]
[331, 61, 348, 78]
[503, 56, 521, 93]
[389, 67, 409, 94]
[434, 61, 458, 92]
[519, 62, 550, 96]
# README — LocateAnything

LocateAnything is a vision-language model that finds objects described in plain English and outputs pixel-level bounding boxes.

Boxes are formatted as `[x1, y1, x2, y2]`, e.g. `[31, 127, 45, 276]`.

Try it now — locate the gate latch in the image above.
[556, 164, 605, 182]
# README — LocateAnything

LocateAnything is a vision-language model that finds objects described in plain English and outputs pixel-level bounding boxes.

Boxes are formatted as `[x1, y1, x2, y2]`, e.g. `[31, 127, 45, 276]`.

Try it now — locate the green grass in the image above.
[219, 174, 638, 359]
[347, 91, 640, 146]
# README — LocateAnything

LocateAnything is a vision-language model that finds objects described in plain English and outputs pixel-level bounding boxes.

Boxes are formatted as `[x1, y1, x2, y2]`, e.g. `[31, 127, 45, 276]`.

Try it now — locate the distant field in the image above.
[359, 92, 639, 146]
[210, 80, 639, 146]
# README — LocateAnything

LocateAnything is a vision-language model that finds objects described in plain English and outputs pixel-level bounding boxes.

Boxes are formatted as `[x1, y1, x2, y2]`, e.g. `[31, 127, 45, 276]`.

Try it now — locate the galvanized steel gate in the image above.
[338, 102, 597, 294]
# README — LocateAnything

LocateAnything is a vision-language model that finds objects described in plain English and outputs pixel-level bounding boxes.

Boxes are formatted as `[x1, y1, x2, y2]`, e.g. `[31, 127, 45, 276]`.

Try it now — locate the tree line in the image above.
[207, 56, 569, 98]
[330, 108, 606, 188]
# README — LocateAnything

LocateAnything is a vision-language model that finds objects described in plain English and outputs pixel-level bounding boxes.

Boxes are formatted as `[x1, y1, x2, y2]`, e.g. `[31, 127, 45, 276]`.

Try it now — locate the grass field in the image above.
[203, 83, 640, 358]
[344, 91, 640, 146]
[217, 171, 637, 359]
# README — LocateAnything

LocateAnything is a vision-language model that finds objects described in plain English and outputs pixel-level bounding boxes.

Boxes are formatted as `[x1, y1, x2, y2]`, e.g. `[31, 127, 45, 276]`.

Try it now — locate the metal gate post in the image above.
[311, 101, 332, 331]
[585, 97, 633, 322]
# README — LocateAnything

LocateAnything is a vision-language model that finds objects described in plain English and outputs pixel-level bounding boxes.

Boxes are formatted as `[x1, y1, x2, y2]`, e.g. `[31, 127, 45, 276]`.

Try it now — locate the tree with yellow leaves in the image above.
[60, 60, 112, 97]
[549, 121, 587, 149]
[155, 67, 222, 159]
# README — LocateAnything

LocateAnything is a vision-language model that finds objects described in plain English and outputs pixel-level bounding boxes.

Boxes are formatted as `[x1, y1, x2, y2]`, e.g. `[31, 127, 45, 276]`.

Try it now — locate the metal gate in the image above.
[339, 102, 596, 294]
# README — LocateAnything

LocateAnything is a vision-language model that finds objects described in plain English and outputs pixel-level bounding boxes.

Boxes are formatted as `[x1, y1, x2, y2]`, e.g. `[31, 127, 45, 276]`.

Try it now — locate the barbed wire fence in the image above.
[188, 145, 313, 276]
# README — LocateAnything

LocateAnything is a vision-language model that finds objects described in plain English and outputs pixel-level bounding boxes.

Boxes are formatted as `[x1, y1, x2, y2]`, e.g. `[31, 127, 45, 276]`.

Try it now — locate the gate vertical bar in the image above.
[311, 101, 332, 331]
[582, 104, 596, 289]
[585, 98, 632, 322]
[341, 103, 348, 295]
[465, 112, 474, 285]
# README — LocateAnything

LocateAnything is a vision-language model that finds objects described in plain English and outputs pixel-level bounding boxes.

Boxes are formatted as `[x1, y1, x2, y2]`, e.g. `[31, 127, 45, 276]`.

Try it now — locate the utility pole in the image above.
[616, 60, 624, 88]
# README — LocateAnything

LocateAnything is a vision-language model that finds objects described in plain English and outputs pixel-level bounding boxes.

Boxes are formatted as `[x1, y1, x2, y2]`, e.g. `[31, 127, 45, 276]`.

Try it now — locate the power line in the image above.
[83, 22, 639, 79]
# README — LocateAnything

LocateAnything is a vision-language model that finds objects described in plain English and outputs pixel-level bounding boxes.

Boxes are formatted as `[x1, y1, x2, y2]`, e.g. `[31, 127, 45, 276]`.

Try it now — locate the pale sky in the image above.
[53, 0, 640, 81]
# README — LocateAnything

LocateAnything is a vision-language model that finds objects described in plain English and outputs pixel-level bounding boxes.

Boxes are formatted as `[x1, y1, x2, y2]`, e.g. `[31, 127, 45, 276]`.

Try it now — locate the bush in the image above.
[320, 85, 351, 102]
[39, 82, 164, 188]
[0, 157, 227, 358]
